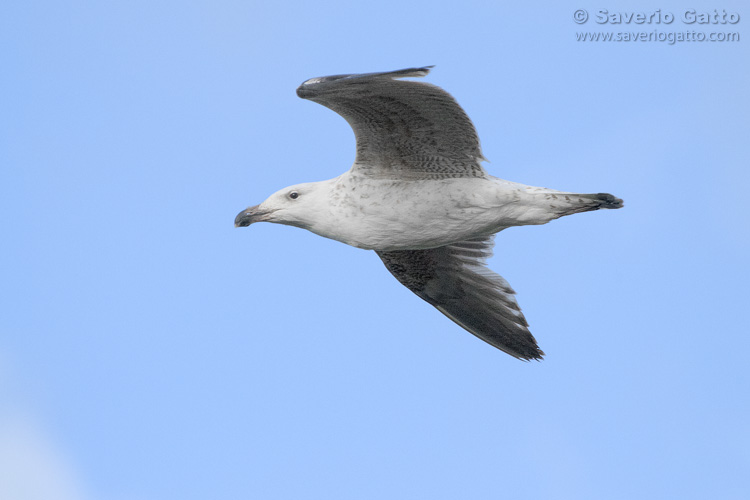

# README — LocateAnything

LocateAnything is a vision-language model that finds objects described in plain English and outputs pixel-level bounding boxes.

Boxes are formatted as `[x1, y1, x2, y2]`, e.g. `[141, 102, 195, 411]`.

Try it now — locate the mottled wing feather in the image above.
[376, 236, 544, 360]
[296, 66, 487, 180]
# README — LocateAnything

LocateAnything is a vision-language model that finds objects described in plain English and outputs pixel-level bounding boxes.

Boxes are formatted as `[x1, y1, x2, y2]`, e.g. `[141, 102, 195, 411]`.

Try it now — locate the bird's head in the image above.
[234, 182, 323, 230]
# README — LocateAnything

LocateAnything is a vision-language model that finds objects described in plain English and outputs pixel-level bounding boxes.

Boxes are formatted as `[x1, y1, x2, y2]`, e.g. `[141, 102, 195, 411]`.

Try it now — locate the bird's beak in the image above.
[234, 205, 270, 227]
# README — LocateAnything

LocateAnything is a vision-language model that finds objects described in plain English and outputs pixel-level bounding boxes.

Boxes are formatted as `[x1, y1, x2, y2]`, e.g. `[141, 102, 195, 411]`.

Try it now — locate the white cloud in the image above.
[0, 355, 88, 500]
[0, 414, 88, 500]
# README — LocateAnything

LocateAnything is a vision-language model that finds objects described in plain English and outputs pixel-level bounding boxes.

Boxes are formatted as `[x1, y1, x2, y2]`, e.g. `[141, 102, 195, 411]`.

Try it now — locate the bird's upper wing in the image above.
[296, 66, 487, 180]
[376, 236, 543, 360]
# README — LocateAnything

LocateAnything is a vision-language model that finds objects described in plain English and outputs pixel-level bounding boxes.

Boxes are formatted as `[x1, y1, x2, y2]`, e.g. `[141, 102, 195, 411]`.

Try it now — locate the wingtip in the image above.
[296, 66, 436, 98]
[505, 344, 545, 362]
[391, 65, 434, 79]
[521, 350, 546, 362]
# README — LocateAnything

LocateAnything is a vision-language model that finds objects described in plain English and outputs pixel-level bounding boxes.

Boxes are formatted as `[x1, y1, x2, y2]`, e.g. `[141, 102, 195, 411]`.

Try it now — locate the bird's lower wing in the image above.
[376, 237, 544, 360]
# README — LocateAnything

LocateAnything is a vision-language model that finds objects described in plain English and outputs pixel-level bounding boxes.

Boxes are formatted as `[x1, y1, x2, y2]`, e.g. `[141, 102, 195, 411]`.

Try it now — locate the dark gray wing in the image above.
[376, 236, 543, 360]
[296, 66, 487, 180]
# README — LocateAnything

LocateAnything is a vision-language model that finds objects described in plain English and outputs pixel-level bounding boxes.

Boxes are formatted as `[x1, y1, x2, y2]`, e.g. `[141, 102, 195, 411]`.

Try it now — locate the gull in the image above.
[235, 66, 622, 360]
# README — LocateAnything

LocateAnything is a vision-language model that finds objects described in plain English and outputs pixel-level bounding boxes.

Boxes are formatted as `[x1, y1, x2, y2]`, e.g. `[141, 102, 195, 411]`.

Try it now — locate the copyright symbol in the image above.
[573, 9, 588, 24]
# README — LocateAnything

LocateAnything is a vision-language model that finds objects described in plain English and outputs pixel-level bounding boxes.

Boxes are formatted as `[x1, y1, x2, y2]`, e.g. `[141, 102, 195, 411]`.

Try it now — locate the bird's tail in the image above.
[579, 192, 624, 210]
[552, 192, 624, 217]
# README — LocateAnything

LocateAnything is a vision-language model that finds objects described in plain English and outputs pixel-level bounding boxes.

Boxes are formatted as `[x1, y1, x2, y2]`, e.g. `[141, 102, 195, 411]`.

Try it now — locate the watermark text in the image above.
[573, 9, 740, 25]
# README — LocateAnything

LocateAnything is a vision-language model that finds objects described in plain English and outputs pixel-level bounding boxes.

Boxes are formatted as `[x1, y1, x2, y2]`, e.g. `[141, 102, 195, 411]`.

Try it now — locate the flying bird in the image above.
[235, 66, 622, 360]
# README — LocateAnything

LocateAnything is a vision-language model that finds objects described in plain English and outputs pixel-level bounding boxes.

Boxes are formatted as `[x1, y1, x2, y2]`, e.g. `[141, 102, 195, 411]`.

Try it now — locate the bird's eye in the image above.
[289, 191, 299, 200]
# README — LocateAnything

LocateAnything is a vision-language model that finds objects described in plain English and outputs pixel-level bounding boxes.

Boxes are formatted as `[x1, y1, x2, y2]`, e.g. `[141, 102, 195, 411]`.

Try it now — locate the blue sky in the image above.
[2, 1, 749, 499]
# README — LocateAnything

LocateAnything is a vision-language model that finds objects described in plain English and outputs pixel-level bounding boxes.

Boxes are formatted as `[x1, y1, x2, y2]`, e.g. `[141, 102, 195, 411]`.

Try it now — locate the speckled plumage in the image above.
[236, 67, 623, 360]
[297, 66, 486, 180]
